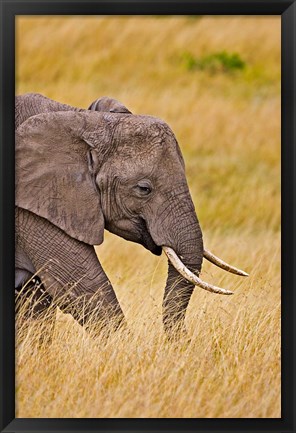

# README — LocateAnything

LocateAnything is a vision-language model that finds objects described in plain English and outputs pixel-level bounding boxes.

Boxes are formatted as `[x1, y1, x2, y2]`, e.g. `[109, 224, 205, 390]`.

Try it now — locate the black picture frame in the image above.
[0, 1, 295, 432]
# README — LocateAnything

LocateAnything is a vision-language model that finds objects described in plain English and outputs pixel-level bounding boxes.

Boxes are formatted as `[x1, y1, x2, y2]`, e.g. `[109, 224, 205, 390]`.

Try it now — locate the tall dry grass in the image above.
[15, 16, 281, 418]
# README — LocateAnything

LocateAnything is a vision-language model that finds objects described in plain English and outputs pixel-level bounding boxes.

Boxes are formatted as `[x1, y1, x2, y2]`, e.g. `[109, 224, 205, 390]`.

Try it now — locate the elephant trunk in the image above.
[161, 225, 237, 335]
[153, 177, 243, 336]
[153, 183, 237, 336]
[149, 185, 205, 335]
[163, 262, 196, 335]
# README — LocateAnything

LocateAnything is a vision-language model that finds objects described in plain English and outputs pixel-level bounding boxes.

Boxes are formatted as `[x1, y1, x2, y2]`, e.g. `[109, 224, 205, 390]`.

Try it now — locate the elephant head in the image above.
[16, 110, 247, 335]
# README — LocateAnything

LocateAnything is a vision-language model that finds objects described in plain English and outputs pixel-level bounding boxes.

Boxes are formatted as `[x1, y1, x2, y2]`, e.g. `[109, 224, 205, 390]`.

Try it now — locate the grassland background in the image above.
[16, 16, 281, 418]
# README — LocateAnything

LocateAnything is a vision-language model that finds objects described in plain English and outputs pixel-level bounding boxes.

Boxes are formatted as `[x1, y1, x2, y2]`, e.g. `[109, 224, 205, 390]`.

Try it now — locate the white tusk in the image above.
[204, 249, 249, 277]
[162, 246, 234, 295]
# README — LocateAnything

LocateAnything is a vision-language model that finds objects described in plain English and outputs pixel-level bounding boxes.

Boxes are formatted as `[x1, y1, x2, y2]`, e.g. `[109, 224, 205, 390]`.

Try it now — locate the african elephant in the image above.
[15, 95, 248, 336]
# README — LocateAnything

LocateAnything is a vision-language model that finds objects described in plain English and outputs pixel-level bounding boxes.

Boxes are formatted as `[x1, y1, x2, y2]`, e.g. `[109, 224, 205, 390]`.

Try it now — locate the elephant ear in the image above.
[15, 111, 107, 245]
[88, 96, 132, 114]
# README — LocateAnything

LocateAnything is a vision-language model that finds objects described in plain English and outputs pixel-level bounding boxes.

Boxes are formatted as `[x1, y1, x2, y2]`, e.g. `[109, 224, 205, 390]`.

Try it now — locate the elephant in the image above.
[15, 94, 248, 337]
[16, 92, 247, 276]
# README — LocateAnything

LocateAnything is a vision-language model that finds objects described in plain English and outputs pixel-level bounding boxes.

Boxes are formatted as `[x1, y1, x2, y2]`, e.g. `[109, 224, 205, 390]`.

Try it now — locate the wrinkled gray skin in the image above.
[16, 93, 132, 332]
[88, 96, 132, 114]
[15, 93, 131, 129]
[15, 94, 203, 336]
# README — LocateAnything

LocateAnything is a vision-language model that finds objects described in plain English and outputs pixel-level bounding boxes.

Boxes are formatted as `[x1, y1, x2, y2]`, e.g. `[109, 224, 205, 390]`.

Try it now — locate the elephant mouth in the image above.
[140, 218, 162, 256]
[105, 218, 162, 255]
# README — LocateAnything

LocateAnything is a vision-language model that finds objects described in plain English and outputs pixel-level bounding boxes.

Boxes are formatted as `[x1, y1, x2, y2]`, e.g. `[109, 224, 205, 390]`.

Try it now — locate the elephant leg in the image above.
[15, 274, 57, 346]
[15, 207, 125, 335]
[15, 275, 52, 317]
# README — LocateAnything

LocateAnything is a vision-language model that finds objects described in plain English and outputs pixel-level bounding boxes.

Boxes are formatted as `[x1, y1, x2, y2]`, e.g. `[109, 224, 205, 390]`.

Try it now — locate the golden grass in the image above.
[15, 16, 281, 418]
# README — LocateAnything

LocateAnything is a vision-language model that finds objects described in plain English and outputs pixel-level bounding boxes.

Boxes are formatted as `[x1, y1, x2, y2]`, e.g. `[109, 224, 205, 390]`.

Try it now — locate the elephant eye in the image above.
[135, 181, 152, 196]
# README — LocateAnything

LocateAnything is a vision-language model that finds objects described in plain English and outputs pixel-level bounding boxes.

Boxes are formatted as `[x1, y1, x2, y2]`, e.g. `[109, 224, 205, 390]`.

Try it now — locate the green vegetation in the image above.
[182, 50, 246, 73]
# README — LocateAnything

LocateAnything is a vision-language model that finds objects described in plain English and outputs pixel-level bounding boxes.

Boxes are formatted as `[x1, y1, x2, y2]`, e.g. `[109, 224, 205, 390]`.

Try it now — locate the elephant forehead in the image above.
[99, 113, 185, 168]
[110, 143, 185, 181]
[114, 137, 178, 165]
[115, 118, 179, 156]
[117, 115, 173, 139]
